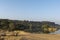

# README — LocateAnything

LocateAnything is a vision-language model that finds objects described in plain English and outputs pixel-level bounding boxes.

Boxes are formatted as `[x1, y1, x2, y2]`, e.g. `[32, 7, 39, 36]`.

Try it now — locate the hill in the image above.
[0, 19, 59, 33]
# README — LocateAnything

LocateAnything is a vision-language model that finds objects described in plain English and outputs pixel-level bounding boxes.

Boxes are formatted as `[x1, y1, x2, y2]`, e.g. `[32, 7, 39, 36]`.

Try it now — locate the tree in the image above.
[8, 21, 15, 31]
[0, 20, 8, 30]
[42, 24, 50, 33]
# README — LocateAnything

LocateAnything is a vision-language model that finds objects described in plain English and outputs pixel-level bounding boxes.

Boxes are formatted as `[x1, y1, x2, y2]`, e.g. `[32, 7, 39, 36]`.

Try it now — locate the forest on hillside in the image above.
[0, 19, 60, 33]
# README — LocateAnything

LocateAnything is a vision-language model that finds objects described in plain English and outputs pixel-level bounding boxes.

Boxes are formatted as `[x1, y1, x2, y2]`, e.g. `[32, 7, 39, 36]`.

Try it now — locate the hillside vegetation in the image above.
[0, 19, 60, 40]
[0, 19, 59, 33]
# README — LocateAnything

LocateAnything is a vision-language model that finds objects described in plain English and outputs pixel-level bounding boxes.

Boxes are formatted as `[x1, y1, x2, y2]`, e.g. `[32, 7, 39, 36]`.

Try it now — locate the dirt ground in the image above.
[0, 34, 60, 40]
[0, 31, 60, 40]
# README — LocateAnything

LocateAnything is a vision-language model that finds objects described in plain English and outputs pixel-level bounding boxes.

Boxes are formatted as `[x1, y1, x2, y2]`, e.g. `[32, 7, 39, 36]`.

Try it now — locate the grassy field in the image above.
[0, 33, 60, 40]
[0, 31, 60, 40]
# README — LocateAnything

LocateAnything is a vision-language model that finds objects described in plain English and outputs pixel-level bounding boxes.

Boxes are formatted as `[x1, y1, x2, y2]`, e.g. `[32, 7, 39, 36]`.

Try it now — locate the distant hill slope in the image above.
[0, 19, 59, 33]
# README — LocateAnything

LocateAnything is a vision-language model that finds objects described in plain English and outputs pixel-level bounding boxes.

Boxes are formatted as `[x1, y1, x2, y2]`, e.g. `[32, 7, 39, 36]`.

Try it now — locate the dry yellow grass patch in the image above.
[0, 34, 60, 40]
[0, 31, 60, 40]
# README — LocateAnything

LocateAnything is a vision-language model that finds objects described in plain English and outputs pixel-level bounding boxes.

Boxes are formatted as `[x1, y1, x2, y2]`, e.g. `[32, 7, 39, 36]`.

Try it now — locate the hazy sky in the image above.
[0, 0, 60, 24]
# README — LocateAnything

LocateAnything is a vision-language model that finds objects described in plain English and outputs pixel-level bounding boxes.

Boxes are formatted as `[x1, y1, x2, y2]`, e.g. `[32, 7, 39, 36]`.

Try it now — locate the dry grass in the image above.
[0, 31, 60, 40]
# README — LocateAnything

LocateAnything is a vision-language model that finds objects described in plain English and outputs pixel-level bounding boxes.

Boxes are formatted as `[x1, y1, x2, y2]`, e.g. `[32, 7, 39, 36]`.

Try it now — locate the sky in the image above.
[0, 0, 60, 24]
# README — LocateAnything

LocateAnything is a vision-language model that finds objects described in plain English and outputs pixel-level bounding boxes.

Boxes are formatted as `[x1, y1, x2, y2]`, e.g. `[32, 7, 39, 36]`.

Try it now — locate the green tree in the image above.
[8, 21, 15, 31]
[0, 20, 8, 30]
[42, 24, 50, 33]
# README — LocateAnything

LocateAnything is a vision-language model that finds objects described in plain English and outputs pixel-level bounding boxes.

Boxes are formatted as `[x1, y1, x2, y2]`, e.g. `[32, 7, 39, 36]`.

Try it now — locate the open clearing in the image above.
[0, 33, 60, 40]
[0, 31, 60, 40]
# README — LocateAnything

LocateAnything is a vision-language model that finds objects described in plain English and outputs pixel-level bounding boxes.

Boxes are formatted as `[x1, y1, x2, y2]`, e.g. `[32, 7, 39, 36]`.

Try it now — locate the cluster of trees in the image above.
[0, 19, 59, 33]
